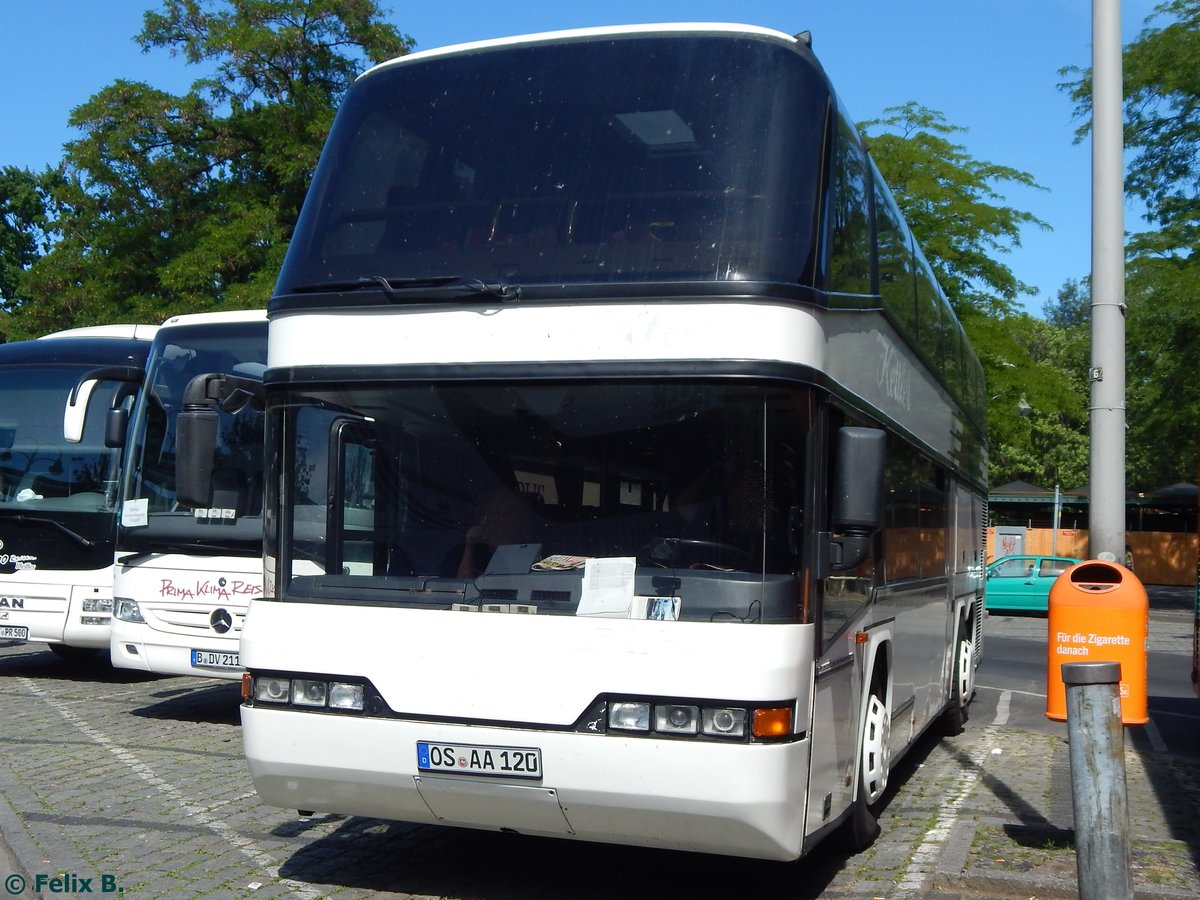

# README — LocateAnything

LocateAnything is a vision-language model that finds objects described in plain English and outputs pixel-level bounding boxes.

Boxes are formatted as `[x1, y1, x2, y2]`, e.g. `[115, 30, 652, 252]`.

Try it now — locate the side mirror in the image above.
[176, 405, 219, 508]
[105, 407, 130, 449]
[829, 426, 885, 572]
[174, 371, 265, 509]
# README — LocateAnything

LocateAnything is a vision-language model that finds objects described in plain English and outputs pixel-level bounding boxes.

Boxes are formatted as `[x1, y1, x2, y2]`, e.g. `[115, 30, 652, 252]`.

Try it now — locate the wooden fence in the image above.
[986, 528, 1197, 586]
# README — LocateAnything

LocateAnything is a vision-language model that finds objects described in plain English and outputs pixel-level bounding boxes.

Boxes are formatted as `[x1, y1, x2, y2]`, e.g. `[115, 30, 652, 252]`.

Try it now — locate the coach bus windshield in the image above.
[119, 321, 267, 558]
[273, 381, 812, 624]
[0, 364, 130, 571]
[276, 33, 828, 293]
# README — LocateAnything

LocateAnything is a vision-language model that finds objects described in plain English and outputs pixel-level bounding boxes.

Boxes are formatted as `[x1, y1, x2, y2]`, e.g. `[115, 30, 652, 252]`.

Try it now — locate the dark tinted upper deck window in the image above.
[277, 33, 830, 294]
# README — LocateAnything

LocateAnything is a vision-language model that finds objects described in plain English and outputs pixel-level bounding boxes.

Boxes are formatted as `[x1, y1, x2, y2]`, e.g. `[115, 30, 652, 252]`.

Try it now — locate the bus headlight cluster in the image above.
[245, 674, 365, 712]
[606, 698, 792, 741]
[82, 597, 113, 614]
[113, 599, 144, 623]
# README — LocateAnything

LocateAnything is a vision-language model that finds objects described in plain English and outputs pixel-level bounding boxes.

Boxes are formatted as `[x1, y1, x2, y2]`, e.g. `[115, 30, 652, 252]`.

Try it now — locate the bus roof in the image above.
[363, 23, 803, 78]
[0, 334, 154, 368]
[158, 309, 268, 331]
[40, 324, 160, 341]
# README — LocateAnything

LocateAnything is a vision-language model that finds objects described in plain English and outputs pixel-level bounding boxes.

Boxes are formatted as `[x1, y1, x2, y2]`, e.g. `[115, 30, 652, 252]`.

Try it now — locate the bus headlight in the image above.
[608, 701, 651, 732]
[254, 676, 292, 704]
[83, 597, 113, 613]
[247, 675, 367, 713]
[702, 707, 748, 739]
[290, 679, 329, 707]
[113, 599, 144, 623]
[328, 682, 365, 711]
[600, 696, 790, 742]
[655, 704, 700, 734]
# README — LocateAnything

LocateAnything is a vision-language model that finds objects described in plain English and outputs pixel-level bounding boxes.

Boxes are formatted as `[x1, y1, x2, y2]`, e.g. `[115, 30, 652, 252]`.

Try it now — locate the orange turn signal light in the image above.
[752, 706, 792, 738]
[241, 673, 253, 702]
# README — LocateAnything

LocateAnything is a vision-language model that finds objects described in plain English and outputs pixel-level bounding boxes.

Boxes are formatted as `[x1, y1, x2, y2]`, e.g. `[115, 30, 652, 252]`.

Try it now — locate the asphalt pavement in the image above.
[0, 587, 1196, 899]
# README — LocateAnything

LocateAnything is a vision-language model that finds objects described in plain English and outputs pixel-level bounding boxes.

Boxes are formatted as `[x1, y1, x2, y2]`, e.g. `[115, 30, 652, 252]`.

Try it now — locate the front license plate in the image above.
[0, 625, 28, 640]
[417, 741, 542, 779]
[191, 649, 241, 669]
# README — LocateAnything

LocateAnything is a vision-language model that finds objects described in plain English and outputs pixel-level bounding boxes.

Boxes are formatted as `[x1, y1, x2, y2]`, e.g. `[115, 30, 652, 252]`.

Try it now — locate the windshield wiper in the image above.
[7, 515, 95, 549]
[290, 275, 521, 302]
[117, 539, 257, 565]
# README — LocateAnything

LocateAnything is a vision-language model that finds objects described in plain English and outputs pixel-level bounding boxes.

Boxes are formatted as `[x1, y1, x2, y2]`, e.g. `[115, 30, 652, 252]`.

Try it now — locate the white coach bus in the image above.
[219, 24, 987, 860]
[1, 325, 156, 660]
[102, 310, 267, 678]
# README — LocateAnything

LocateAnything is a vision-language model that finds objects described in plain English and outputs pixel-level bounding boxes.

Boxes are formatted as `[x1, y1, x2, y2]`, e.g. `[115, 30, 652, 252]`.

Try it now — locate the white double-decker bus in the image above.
[105, 310, 267, 678]
[227, 24, 987, 860]
[1, 325, 156, 660]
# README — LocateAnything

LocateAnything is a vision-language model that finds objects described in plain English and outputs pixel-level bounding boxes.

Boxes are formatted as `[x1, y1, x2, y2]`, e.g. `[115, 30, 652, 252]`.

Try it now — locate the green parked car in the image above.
[985, 555, 1082, 612]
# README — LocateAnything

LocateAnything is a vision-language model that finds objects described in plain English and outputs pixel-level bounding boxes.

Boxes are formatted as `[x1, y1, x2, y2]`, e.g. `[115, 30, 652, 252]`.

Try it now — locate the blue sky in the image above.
[0, 1, 1163, 316]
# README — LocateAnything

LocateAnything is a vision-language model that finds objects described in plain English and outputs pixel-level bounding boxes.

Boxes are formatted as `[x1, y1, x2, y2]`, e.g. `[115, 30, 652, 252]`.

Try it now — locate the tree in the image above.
[0, 166, 51, 339]
[969, 306, 1090, 488]
[860, 103, 1085, 486]
[8, 0, 413, 339]
[1061, 1, 1200, 489]
[859, 102, 1049, 320]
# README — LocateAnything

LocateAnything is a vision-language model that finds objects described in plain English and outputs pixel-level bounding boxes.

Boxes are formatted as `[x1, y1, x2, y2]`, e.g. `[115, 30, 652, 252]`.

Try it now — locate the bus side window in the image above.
[824, 105, 872, 295]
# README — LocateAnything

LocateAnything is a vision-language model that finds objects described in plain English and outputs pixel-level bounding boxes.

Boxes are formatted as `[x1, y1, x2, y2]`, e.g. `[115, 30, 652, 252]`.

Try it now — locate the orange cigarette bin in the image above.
[1045, 559, 1148, 724]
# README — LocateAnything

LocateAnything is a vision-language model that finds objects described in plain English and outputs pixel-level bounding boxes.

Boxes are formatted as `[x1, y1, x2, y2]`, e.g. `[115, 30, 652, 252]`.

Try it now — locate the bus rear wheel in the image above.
[941, 621, 974, 735]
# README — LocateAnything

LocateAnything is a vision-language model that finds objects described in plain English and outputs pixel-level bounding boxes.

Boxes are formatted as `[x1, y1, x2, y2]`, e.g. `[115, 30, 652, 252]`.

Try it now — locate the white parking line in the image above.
[975, 682, 1046, 699]
[1144, 716, 1168, 753]
[19, 677, 324, 900]
[892, 724, 997, 897]
[993, 689, 1012, 726]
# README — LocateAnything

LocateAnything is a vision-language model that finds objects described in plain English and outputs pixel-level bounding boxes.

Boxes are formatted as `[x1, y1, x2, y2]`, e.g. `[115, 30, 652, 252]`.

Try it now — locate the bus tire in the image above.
[841, 679, 890, 852]
[941, 620, 974, 736]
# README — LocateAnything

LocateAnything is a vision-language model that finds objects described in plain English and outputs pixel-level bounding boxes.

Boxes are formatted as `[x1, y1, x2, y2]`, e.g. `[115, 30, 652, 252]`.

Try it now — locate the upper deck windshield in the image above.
[274, 380, 812, 624]
[276, 32, 828, 295]
[120, 320, 268, 557]
[0, 360, 137, 570]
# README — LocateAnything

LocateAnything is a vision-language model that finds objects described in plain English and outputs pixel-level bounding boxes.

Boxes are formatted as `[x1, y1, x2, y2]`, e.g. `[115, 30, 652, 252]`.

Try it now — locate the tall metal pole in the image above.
[1089, 0, 1127, 561]
[1053, 484, 1062, 557]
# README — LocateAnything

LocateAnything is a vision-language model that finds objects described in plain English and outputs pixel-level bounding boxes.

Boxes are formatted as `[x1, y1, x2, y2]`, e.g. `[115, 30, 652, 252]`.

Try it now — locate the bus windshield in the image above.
[0, 364, 135, 568]
[276, 33, 827, 293]
[120, 320, 268, 557]
[275, 380, 812, 623]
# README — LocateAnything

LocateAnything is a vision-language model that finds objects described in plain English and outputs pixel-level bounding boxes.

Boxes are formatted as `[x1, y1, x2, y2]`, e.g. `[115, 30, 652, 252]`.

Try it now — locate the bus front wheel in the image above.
[841, 680, 890, 852]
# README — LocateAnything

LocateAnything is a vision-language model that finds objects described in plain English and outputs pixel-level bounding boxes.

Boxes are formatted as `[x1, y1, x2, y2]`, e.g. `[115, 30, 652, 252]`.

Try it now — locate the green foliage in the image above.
[0, 166, 51, 337]
[1061, 1, 1200, 490]
[7, 0, 412, 339]
[963, 304, 1089, 488]
[859, 102, 1049, 319]
[860, 103, 1083, 487]
[1125, 252, 1200, 487]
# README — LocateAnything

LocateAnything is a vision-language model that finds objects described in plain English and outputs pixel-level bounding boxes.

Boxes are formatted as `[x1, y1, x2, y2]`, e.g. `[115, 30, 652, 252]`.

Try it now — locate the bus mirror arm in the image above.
[828, 533, 874, 572]
[63, 365, 146, 444]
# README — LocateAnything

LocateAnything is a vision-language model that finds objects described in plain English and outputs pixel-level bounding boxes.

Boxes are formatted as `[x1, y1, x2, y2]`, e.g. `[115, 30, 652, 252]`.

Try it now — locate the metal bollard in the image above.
[1062, 661, 1133, 900]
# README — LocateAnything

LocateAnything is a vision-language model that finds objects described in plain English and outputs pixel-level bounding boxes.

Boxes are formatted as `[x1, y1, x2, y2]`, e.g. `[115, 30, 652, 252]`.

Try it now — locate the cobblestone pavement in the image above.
[1, 624, 1198, 899]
